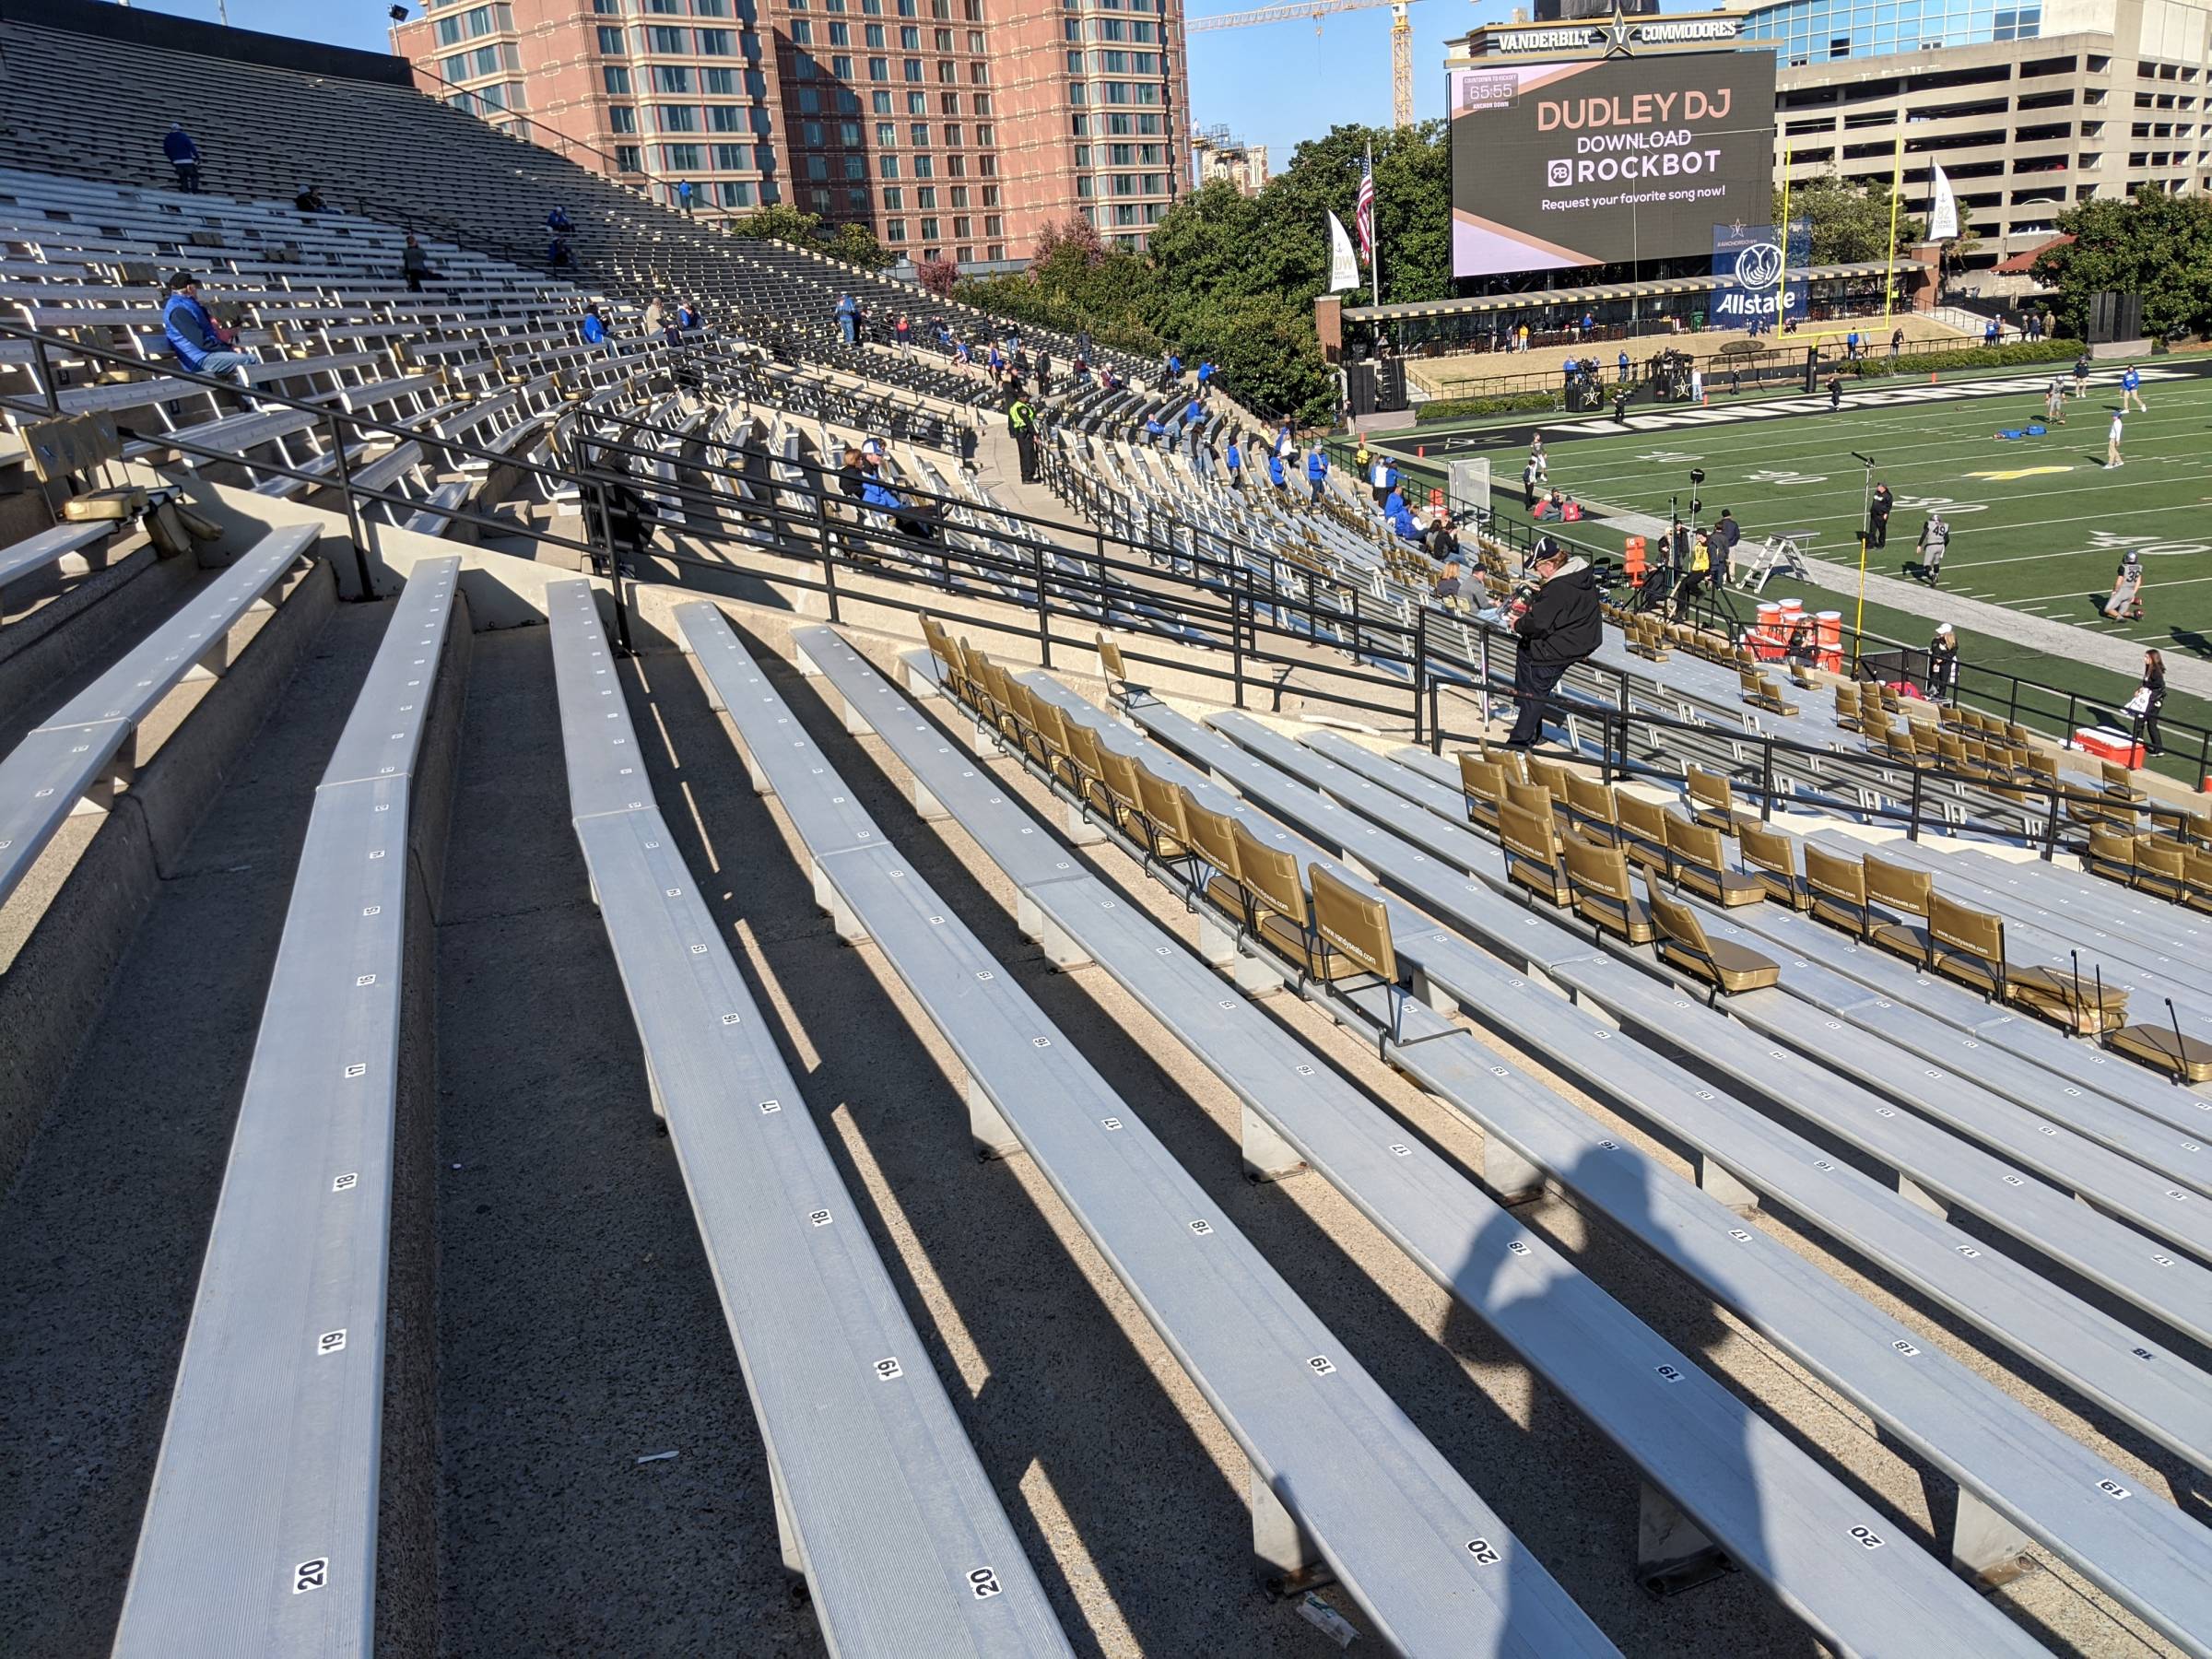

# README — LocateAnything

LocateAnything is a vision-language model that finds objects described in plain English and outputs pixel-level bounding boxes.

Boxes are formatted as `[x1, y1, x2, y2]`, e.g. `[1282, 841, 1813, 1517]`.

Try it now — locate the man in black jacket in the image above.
[1504, 543, 1602, 748]
[1867, 481, 1894, 549]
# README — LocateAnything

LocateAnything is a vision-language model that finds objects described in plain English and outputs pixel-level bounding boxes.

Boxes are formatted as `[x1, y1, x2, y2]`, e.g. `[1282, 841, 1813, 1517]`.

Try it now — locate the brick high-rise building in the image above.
[393, 0, 1188, 267]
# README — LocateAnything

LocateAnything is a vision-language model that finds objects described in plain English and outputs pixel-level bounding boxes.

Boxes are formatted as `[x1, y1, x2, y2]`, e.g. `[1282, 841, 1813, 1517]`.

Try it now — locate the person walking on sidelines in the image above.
[2106, 408, 2125, 468]
[163, 123, 202, 193]
[1927, 623, 1959, 702]
[1502, 541, 1602, 749]
[1915, 510, 1949, 586]
[2105, 547, 2146, 620]
[2131, 648, 2167, 756]
[1867, 480, 1894, 549]
[2073, 350, 2092, 398]
[1827, 372, 1843, 413]
[2120, 363, 2147, 413]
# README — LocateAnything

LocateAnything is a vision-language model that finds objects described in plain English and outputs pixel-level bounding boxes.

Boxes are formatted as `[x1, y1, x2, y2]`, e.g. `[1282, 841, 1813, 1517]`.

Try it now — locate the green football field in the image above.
[1378, 361, 2212, 779]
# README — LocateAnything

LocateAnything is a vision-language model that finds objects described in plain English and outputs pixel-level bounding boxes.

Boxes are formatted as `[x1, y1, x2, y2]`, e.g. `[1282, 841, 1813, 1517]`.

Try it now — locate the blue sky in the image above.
[128, 0, 1519, 168]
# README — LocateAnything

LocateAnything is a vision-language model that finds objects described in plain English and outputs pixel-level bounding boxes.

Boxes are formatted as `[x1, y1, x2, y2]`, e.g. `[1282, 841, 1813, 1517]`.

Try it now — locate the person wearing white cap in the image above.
[1928, 622, 1959, 702]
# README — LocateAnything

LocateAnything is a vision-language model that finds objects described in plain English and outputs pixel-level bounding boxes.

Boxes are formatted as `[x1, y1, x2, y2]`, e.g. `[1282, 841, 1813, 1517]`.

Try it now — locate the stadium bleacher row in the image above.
[5, 7, 2212, 1655]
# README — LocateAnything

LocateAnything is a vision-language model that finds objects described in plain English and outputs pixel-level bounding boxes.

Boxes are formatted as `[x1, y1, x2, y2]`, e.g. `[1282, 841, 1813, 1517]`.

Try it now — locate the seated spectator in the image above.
[547, 235, 573, 268]
[1559, 496, 1583, 523]
[294, 184, 326, 214]
[160, 272, 252, 388]
[163, 122, 201, 193]
[1265, 448, 1288, 490]
[860, 465, 939, 541]
[579, 302, 609, 349]
[1144, 414, 1168, 445]
[1423, 512, 1459, 562]
[547, 206, 574, 235]
[677, 301, 700, 329]
[1430, 557, 1467, 612]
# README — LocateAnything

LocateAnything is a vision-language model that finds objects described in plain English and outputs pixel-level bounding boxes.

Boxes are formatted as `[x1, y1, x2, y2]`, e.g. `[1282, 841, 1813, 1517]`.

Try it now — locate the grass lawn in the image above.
[1378, 362, 2212, 784]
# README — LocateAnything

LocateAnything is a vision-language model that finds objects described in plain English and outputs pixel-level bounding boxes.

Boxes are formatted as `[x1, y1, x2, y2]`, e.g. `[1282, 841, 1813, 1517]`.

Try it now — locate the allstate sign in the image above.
[1712, 219, 1808, 324]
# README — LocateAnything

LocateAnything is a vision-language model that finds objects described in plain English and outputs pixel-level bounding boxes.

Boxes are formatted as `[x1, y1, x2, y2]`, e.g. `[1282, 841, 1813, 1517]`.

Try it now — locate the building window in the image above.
[886, 218, 907, 241]
[873, 89, 893, 111]
[917, 185, 936, 206]
[616, 144, 643, 170]
[604, 65, 632, 93]
[704, 66, 735, 91]
[653, 65, 693, 91]
[881, 154, 900, 177]
[901, 24, 922, 46]
[972, 92, 989, 113]
[843, 155, 866, 178]
[803, 119, 825, 143]
[921, 217, 940, 238]
[869, 55, 889, 77]
[720, 181, 757, 206]
[884, 186, 904, 206]
[713, 142, 749, 168]
[913, 154, 934, 176]
[663, 142, 703, 169]
[645, 24, 687, 51]
[596, 25, 625, 52]
[609, 105, 638, 133]
[710, 105, 746, 131]
[656, 103, 698, 131]
[904, 56, 924, 79]
[699, 29, 735, 52]
[807, 154, 830, 179]
[791, 18, 814, 41]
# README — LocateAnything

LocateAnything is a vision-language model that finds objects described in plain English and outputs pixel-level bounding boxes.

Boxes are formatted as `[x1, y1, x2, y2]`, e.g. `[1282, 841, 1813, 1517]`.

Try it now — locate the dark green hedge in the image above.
[1413, 389, 1565, 422]
[1849, 338, 2081, 378]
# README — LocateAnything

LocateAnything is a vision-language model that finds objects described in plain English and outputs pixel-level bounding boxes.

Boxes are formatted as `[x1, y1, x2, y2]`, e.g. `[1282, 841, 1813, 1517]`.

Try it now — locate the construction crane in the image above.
[1187, 0, 1421, 130]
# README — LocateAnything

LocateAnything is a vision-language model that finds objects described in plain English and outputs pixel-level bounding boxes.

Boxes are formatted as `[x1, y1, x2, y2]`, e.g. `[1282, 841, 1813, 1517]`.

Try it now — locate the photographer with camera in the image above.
[1500, 536, 1602, 750]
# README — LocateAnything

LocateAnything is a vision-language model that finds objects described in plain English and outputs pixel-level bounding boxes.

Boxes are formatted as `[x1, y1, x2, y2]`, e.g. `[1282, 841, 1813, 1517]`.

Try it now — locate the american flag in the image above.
[1354, 155, 1375, 263]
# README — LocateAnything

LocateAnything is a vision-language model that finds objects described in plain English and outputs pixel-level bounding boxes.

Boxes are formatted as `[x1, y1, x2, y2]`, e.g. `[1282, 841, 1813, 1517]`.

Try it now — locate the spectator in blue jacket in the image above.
[579, 303, 609, 349]
[161, 273, 251, 385]
[1224, 435, 1243, 490]
[1182, 394, 1203, 430]
[1196, 360, 1215, 388]
[163, 124, 201, 193]
[1305, 444, 1328, 502]
[860, 467, 939, 541]
[1144, 413, 1167, 445]
[1384, 487, 1418, 541]
[835, 292, 860, 346]
[1265, 449, 1287, 490]
[547, 206, 574, 235]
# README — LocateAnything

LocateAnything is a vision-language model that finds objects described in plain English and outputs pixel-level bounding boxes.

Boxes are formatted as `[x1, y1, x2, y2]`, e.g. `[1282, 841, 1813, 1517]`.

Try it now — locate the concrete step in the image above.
[0, 594, 413, 1656]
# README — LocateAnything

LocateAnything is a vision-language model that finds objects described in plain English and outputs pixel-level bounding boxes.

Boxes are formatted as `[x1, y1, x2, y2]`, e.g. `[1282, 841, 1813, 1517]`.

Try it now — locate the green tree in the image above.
[823, 221, 893, 270]
[1773, 171, 1926, 263]
[730, 203, 827, 247]
[2035, 188, 2212, 341]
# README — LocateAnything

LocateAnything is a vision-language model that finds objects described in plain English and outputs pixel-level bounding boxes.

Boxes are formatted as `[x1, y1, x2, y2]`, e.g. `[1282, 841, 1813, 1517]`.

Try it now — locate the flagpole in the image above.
[1367, 140, 1382, 310]
[1773, 141, 1793, 327]
[1883, 124, 1904, 327]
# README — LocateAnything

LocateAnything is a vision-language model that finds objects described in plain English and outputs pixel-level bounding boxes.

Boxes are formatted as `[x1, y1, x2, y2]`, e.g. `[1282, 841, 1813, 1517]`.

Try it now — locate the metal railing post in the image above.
[815, 481, 841, 625]
[1907, 763, 1924, 841]
[1232, 568, 1247, 709]
[2042, 783, 2061, 861]
[324, 410, 377, 601]
[31, 332, 60, 415]
[1033, 540, 1052, 668]
[1412, 606, 1429, 744]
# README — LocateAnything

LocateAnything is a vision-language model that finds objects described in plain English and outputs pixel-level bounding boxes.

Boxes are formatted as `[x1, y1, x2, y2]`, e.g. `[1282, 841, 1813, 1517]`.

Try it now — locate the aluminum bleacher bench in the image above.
[112, 557, 461, 1656]
[984, 666, 2212, 1652]
[536, 580, 1070, 1656]
[400, 479, 471, 539]
[0, 517, 117, 604]
[760, 620, 2045, 1653]
[1163, 711, 2212, 1337]
[0, 524, 315, 911]
[680, 612, 1618, 1657]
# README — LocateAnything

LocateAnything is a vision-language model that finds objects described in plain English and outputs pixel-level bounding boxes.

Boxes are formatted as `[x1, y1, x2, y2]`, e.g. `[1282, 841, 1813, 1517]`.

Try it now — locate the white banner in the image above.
[1930, 162, 1959, 241]
[1325, 210, 1360, 294]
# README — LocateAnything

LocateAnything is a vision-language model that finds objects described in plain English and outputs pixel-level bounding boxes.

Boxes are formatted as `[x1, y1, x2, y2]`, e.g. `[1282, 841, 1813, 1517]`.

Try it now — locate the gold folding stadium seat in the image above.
[1664, 817, 1763, 909]
[1500, 799, 1572, 908]
[1832, 682, 1864, 733]
[2132, 838, 2188, 906]
[1094, 748, 1153, 845]
[1232, 827, 1363, 985]
[2079, 827, 2138, 888]
[1095, 630, 1153, 707]
[1526, 756, 1573, 817]
[1308, 863, 1403, 993]
[1651, 887, 1780, 998]
[1613, 791, 1677, 880]
[1737, 822, 1812, 912]
[2185, 847, 2212, 916]
[1924, 892, 2128, 1036]
[2100, 759, 2147, 806]
[1803, 842, 1875, 938]
[1685, 769, 1738, 834]
[1179, 788, 1252, 924]
[1481, 740, 1530, 786]
[1738, 665, 1798, 717]
[1563, 772, 1618, 847]
[1026, 697, 1084, 793]
[1861, 853, 1935, 963]
[2105, 1013, 2212, 1083]
[1459, 754, 1508, 835]
[1062, 721, 1117, 820]
[1133, 760, 1198, 878]
[1561, 833, 1654, 946]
